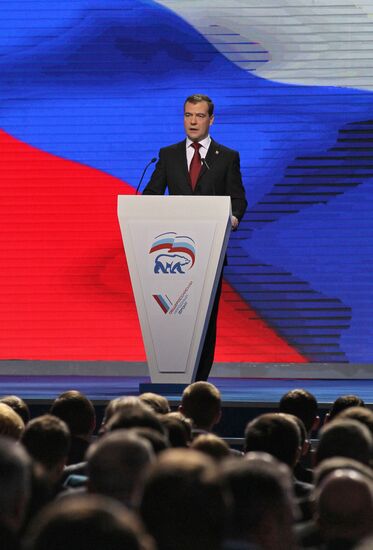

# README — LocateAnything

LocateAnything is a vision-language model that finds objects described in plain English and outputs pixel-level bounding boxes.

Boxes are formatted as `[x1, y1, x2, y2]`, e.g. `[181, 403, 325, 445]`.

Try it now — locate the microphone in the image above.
[202, 158, 215, 195]
[135, 157, 157, 194]
[202, 158, 210, 171]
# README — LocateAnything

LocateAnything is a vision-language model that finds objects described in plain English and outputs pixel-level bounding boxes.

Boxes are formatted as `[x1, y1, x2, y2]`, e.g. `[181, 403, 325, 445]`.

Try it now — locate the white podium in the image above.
[117, 195, 231, 384]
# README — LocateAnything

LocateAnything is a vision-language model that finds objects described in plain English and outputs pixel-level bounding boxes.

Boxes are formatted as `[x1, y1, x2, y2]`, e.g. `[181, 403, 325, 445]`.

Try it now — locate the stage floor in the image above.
[0, 375, 372, 406]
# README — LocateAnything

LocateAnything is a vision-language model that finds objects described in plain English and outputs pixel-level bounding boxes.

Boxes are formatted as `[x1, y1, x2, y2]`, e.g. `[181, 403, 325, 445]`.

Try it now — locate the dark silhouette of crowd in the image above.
[1, 384, 373, 549]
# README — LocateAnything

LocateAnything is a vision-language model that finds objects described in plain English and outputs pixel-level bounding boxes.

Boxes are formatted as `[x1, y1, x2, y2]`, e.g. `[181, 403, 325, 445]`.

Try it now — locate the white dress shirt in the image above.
[186, 135, 211, 170]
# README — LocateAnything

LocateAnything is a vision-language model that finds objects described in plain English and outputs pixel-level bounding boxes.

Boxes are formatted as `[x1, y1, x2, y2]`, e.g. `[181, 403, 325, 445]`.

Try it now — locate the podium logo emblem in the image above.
[149, 232, 196, 274]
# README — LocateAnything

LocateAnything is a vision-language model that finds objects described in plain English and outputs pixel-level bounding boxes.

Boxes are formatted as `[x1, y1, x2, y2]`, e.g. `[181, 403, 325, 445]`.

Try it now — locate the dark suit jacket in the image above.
[143, 138, 247, 221]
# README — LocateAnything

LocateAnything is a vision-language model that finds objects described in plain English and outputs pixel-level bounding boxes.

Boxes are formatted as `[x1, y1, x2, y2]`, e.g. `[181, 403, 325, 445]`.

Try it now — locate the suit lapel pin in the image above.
[215, 150, 219, 155]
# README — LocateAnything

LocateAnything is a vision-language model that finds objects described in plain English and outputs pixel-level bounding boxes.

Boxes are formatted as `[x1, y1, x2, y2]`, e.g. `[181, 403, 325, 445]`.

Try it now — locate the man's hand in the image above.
[231, 215, 239, 231]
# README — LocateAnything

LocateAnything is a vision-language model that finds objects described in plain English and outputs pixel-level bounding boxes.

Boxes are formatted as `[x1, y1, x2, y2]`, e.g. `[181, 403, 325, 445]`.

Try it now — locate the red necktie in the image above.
[189, 142, 202, 190]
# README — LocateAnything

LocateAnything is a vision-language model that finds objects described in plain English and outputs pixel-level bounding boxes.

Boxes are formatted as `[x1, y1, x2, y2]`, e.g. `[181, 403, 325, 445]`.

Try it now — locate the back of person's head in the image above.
[159, 414, 191, 448]
[314, 456, 373, 487]
[21, 415, 70, 474]
[316, 469, 373, 545]
[315, 418, 373, 466]
[139, 393, 170, 415]
[328, 394, 365, 421]
[87, 430, 154, 506]
[130, 427, 169, 455]
[140, 448, 227, 550]
[191, 433, 230, 461]
[100, 396, 142, 434]
[0, 436, 31, 530]
[0, 395, 30, 425]
[106, 402, 166, 436]
[222, 452, 296, 550]
[50, 390, 95, 437]
[24, 494, 154, 550]
[0, 402, 25, 440]
[180, 382, 221, 430]
[279, 389, 319, 433]
[336, 406, 373, 439]
[244, 413, 301, 468]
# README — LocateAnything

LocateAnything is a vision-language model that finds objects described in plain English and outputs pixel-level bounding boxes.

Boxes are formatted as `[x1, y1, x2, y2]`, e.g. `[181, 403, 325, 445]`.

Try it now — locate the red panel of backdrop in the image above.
[0, 130, 306, 363]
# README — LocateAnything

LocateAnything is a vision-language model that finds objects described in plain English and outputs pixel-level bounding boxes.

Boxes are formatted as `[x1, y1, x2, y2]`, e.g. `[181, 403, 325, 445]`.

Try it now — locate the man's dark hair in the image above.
[184, 94, 214, 116]
[50, 390, 95, 437]
[181, 382, 221, 430]
[337, 406, 373, 439]
[139, 393, 170, 415]
[24, 495, 153, 550]
[191, 434, 230, 462]
[140, 449, 227, 550]
[87, 430, 153, 506]
[279, 389, 318, 433]
[244, 413, 301, 468]
[328, 395, 365, 420]
[130, 427, 169, 455]
[0, 395, 30, 425]
[21, 415, 70, 470]
[160, 414, 191, 448]
[106, 402, 166, 436]
[100, 396, 141, 434]
[315, 419, 373, 466]
[0, 436, 31, 528]
[222, 454, 295, 543]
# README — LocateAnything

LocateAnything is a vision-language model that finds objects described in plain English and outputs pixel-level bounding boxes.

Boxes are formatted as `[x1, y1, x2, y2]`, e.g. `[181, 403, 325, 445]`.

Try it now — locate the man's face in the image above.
[184, 101, 214, 142]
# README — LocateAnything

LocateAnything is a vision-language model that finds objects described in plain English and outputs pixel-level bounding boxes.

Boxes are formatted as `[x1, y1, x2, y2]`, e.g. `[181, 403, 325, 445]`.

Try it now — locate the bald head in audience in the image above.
[316, 469, 373, 546]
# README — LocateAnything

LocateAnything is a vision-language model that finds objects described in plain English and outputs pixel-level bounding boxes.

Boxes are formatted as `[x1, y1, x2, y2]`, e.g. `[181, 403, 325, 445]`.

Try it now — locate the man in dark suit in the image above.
[143, 93, 247, 381]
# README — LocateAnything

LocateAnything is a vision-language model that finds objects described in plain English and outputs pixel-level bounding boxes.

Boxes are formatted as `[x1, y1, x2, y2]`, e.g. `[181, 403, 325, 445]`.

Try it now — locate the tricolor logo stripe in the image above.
[153, 294, 172, 313]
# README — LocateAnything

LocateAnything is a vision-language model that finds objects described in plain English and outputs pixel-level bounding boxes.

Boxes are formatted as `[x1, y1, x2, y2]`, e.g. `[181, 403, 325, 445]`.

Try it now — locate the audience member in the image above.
[3, 386, 373, 549]
[279, 388, 320, 435]
[314, 456, 373, 487]
[244, 413, 301, 469]
[21, 415, 71, 488]
[0, 395, 30, 425]
[86, 430, 154, 508]
[99, 396, 142, 435]
[222, 452, 297, 550]
[139, 392, 170, 414]
[0, 402, 25, 439]
[325, 394, 365, 423]
[191, 433, 230, 461]
[130, 427, 169, 455]
[179, 381, 222, 435]
[159, 414, 191, 447]
[244, 412, 313, 520]
[50, 390, 95, 465]
[316, 469, 373, 549]
[106, 401, 166, 436]
[315, 418, 373, 466]
[291, 415, 313, 483]
[336, 406, 373, 439]
[0, 436, 31, 536]
[140, 448, 228, 550]
[24, 494, 155, 550]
